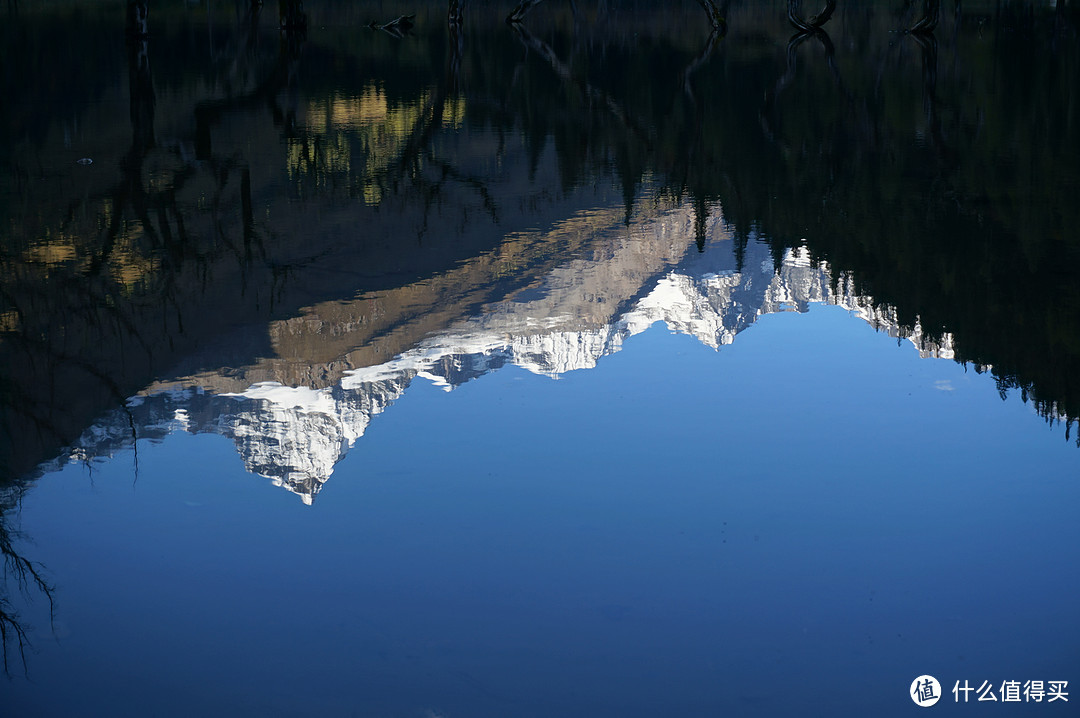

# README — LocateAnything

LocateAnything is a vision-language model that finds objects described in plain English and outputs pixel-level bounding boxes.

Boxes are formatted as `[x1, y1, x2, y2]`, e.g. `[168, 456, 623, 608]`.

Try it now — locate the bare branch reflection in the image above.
[0, 490, 54, 677]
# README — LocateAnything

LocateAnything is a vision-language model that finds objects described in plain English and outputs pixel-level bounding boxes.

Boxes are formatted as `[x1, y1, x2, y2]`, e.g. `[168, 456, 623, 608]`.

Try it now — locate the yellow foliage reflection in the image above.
[287, 84, 466, 205]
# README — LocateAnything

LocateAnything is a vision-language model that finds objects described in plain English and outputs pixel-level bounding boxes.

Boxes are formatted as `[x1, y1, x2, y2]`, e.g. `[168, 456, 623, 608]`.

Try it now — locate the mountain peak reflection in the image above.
[36, 199, 953, 502]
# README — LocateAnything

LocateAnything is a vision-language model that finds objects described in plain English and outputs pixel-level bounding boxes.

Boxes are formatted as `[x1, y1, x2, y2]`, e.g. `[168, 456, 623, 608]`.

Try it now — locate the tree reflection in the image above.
[0, 490, 53, 676]
[787, 0, 836, 32]
[761, 26, 844, 151]
[3, 0, 1080, 488]
[907, 0, 940, 34]
[1, 6, 1079, 672]
[733, 3, 1080, 431]
[0, 0, 324, 479]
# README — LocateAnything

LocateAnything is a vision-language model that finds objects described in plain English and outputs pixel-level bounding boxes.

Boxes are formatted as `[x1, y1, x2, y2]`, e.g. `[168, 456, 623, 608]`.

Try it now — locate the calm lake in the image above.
[2, 1, 1079, 715]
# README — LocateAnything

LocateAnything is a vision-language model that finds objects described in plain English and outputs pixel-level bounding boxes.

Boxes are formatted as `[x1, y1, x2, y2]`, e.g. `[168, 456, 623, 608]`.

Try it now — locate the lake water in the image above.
[2, 1, 1079, 716]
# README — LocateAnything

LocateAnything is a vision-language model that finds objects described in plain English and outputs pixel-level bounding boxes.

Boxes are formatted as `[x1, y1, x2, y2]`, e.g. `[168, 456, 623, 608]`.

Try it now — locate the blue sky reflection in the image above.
[7, 300, 1079, 717]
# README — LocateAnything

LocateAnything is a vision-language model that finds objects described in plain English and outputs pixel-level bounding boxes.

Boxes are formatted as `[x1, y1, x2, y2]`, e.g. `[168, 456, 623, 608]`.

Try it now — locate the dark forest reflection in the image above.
[3, 0, 1079, 481]
[2, 0, 1079, 673]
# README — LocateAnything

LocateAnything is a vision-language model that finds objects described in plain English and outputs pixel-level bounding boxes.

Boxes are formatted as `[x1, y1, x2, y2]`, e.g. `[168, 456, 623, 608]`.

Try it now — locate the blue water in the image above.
[6, 305, 1078, 717]
[3, 0, 1080, 714]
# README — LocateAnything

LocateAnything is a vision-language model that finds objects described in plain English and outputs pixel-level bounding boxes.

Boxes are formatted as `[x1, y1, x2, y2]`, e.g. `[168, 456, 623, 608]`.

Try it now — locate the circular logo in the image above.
[911, 675, 942, 707]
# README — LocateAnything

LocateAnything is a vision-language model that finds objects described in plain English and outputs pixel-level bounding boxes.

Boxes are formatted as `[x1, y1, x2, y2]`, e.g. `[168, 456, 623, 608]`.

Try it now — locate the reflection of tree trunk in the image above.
[697, 0, 728, 29]
[279, 0, 306, 35]
[396, 90, 448, 180]
[386, 83, 504, 229]
[91, 26, 158, 276]
[448, 0, 465, 92]
[908, 0, 940, 33]
[680, 20, 726, 253]
[507, 0, 545, 24]
[244, 0, 262, 56]
[125, 0, 154, 190]
[761, 30, 817, 147]
[194, 20, 305, 160]
[681, 23, 725, 102]
[910, 29, 955, 169]
[92, 31, 157, 273]
[510, 22, 652, 149]
[510, 21, 661, 221]
[761, 26, 860, 151]
[128, 36, 155, 153]
[788, 0, 836, 32]
[1053, 0, 1071, 49]
[126, 0, 148, 38]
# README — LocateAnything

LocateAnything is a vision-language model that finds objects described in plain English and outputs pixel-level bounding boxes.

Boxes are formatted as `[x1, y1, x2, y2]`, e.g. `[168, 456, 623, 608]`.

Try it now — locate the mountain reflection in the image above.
[43, 200, 955, 503]
[2, 0, 1078, 488]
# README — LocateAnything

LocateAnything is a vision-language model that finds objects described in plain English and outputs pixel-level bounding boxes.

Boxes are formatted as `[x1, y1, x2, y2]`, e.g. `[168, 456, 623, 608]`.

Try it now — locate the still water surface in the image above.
[2, 0, 1079, 715]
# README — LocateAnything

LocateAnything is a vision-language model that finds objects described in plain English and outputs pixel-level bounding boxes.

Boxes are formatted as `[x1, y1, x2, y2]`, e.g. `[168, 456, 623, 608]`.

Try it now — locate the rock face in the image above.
[42, 200, 952, 502]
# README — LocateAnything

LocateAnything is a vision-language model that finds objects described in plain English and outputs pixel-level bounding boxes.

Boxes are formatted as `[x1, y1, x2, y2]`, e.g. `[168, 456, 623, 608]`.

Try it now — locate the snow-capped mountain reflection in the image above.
[49, 200, 953, 503]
